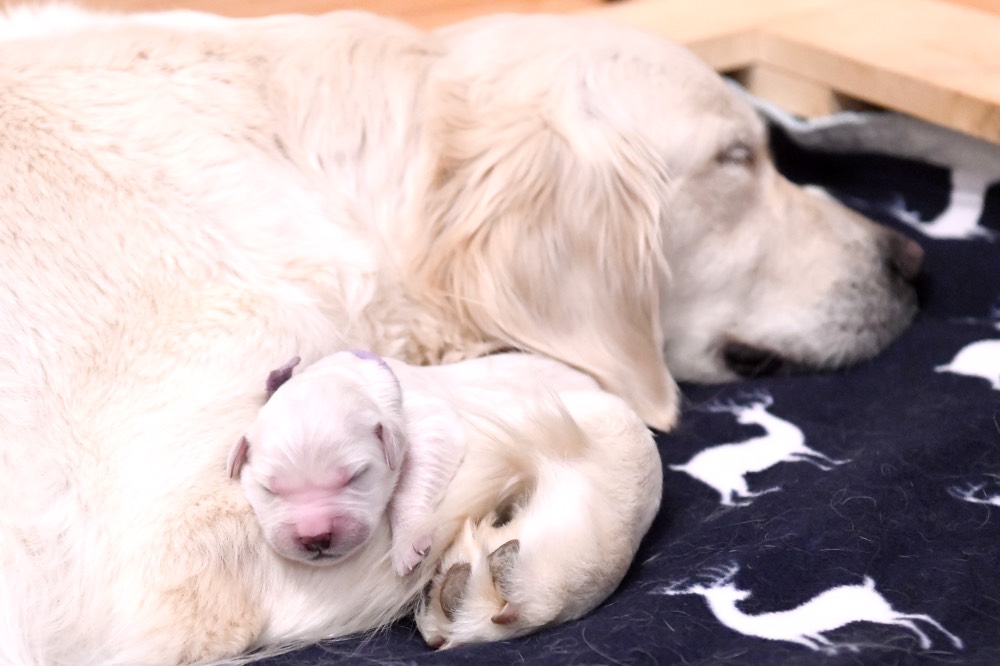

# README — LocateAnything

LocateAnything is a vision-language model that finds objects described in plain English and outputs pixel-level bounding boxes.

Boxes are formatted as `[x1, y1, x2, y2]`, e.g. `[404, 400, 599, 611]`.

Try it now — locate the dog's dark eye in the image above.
[717, 141, 756, 168]
[348, 465, 370, 485]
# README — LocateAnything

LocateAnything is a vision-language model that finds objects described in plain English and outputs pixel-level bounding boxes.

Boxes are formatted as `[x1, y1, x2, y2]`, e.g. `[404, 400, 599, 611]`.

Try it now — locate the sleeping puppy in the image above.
[230, 348, 658, 650]
[229, 350, 464, 575]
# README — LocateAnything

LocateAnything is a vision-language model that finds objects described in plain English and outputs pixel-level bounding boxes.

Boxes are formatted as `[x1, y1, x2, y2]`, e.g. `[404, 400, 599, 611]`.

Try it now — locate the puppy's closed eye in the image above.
[348, 465, 371, 485]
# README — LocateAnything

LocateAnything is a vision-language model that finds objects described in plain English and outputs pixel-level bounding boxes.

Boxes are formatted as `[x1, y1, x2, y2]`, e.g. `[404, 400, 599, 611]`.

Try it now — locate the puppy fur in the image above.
[0, 5, 919, 664]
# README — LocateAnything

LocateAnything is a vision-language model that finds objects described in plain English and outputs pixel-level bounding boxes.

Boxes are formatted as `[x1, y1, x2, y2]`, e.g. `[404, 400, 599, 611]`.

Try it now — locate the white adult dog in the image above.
[0, 4, 922, 665]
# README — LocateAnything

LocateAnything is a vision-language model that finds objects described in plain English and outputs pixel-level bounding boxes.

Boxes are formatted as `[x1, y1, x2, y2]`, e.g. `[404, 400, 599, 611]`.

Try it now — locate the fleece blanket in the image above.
[264, 100, 1000, 665]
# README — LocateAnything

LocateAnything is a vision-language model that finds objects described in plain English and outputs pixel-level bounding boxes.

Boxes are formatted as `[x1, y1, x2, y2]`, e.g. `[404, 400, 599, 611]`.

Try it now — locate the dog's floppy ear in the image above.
[227, 436, 250, 479]
[408, 76, 678, 430]
[375, 420, 406, 472]
[265, 356, 301, 400]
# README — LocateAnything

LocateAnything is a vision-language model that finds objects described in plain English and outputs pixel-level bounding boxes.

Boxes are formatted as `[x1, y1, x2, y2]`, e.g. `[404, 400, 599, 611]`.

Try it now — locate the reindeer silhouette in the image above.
[949, 474, 1000, 507]
[891, 169, 996, 241]
[655, 564, 964, 654]
[670, 391, 849, 506]
[936, 339, 1000, 390]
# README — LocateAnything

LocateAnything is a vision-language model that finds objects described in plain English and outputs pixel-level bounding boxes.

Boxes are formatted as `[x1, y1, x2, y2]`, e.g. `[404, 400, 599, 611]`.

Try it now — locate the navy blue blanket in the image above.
[264, 105, 1000, 665]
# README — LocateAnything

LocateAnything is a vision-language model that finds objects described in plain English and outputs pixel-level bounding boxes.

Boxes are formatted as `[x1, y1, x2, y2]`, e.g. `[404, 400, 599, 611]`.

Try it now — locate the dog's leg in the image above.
[415, 390, 663, 648]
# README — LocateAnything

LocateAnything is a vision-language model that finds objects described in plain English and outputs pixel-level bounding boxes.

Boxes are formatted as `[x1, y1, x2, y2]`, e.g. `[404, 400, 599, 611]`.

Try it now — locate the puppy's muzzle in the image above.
[291, 513, 369, 561]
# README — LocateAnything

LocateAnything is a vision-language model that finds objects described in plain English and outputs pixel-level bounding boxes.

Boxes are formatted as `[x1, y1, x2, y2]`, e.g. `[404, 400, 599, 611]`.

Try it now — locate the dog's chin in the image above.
[721, 341, 793, 379]
[265, 538, 366, 567]
[718, 284, 918, 381]
[263, 522, 374, 567]
[292, 550, 348, 567]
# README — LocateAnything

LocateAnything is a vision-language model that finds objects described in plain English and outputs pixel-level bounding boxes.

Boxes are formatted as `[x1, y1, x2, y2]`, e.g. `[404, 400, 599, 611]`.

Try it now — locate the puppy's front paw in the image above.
[392, 532, 433, 577]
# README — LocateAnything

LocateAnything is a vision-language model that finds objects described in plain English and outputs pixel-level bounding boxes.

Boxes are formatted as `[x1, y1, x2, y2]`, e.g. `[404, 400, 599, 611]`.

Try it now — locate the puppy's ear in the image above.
[265, 356, 301, 399]
[375, 420, 407, 471]
[407, 77, 678, 430]
[227, 436, 250, 479]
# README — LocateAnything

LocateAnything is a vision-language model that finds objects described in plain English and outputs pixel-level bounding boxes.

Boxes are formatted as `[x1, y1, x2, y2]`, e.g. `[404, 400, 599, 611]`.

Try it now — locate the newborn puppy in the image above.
[229, 351, 464, 574]
[231, 350, 662, 649]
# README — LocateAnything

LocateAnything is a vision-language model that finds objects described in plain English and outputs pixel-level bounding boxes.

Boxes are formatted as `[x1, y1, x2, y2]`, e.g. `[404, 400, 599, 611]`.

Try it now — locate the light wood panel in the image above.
[756, 0, 1000, 142]
[587, 0, 1000, 142]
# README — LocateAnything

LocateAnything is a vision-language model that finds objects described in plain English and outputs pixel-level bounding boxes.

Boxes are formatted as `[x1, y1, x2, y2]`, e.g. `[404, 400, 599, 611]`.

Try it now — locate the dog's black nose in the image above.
[886, 230, 924, 282]
[299, 533, 332, 552]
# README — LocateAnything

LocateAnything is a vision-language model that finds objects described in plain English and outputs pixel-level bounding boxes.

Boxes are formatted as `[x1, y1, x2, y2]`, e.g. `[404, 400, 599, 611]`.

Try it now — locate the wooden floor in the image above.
[2, 0, 998, 142]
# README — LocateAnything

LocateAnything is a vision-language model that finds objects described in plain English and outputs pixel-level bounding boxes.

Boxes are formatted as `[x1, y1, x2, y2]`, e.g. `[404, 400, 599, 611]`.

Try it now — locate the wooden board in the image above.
[755, 0, 1000, 142]
[589, 0, 1000, 142]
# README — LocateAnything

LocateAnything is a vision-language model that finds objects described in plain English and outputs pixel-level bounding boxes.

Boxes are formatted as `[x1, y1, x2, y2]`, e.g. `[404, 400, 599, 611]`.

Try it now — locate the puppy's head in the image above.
[228, 351, 407, 566]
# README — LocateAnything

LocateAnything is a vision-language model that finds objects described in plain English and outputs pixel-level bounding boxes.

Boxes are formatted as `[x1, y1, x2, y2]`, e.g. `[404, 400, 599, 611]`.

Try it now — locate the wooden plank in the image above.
[758, 0, 1000, 142]
[733, 63, 874, 118]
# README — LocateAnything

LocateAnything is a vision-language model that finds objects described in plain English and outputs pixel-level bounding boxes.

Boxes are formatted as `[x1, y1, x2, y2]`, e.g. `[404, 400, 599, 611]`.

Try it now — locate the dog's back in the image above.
[0, 9, 439, 664]
[0, 9, 664, 663]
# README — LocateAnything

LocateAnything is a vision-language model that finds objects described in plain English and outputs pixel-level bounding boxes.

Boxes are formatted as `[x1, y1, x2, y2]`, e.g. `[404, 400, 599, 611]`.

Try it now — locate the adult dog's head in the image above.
[228, 352, 407, 566]
[404, 15, 920, 430]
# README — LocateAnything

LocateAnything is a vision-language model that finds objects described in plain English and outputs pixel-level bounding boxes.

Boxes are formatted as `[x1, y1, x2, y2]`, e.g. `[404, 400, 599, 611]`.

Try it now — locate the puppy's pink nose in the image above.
[299, 533, 332, 552]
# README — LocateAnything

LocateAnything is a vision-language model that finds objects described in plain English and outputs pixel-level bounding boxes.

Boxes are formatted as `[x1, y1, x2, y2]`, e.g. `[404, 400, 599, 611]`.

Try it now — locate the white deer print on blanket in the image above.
[936, 339, 1000, 390]
[949, 474, 1000, 507]
[891, 169, 996, 241]
[669, 391, 849, 506]
[655, 564, 964, 654]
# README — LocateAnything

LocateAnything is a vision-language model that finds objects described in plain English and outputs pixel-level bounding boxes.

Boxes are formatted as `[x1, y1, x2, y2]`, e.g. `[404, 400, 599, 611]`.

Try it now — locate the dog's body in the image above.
[0, 5, 920, 664]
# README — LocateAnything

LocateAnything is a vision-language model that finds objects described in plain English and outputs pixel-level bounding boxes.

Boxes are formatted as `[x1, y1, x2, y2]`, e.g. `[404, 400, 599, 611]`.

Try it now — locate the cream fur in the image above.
[0, 5, 918, 664]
